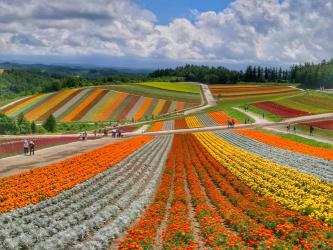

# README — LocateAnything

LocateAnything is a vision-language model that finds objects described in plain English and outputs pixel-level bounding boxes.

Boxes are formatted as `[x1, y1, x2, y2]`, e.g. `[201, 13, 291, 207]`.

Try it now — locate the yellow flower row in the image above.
[185, 116, 202, 128]
[195, 132, 333, 225]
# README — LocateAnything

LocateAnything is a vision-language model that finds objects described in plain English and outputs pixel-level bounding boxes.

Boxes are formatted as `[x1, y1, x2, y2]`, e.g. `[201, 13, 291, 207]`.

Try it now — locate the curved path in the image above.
[184, 83, 216, 115]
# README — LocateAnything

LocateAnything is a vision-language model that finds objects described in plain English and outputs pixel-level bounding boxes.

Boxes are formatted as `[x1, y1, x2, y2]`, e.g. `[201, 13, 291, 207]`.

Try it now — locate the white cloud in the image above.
[0, 0, 332, 66]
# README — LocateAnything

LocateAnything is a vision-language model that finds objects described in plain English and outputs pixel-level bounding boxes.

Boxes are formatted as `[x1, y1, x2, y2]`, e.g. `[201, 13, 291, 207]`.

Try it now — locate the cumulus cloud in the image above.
[0, 0, 332, 66]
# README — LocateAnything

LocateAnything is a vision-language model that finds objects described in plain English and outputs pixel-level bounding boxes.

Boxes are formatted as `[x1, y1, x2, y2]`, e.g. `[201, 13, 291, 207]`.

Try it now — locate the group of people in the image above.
[244, 105, 250, 112]
[111, 129, 122, 138]
[23, 139, 35, 156]
[227, 119, 236, 128]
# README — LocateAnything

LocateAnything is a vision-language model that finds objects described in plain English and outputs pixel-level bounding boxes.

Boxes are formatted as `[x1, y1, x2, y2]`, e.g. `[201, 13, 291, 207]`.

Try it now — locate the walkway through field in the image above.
[0, 137, 126, 178]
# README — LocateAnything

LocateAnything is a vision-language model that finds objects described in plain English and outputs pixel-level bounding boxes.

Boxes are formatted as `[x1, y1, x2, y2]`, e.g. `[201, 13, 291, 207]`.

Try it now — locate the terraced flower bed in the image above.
[121, 134, 333, 249]
[1, 130, 333, 248]
[197, 132, 333, 224]
[236, 129, 333, 160]
[0, 87, 196, 122]
[0, 135, 173, 249]
[252, 101, 311, 118]
[0, 136, 152, 213]
[209, 85, 300, 100]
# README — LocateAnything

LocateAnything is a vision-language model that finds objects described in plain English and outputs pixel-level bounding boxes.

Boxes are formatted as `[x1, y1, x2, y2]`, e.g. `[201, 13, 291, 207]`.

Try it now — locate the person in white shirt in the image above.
[23, 139, 29, 155]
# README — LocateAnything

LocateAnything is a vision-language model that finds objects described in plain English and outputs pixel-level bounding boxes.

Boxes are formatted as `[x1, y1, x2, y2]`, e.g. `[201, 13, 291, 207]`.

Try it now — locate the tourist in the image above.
[262, 113, 265, 119]
[83, 131, 88, 140]
[286, 124, 290, 132]
[111, 129, 116, 138]
[29, 140, 35, 156]
[293, 126, 296, 134]
[231, 119, 235, 127]
[23, 139, 29, 155]
[310, 125, 314, 136]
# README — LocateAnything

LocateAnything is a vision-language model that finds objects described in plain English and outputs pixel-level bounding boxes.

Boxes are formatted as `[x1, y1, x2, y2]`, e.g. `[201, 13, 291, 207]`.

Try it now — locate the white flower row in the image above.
[162, 120, 174, 131]
[215, 131, 333, 183]
[195, 113, 219, 127]
[0, 135, 173, 250]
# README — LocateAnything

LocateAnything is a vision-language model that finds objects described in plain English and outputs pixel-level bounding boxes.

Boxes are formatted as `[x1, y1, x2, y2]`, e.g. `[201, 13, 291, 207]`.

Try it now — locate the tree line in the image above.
[150, 60, 333, 88]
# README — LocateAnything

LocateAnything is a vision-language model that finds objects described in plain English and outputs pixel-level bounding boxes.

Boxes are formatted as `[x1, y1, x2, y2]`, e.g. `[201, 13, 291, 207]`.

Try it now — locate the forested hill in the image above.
[0, 63, 148, 100]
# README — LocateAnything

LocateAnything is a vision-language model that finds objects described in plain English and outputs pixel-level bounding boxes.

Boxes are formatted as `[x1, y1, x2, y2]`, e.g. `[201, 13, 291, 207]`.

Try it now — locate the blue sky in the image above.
[136, 0, 232, 24]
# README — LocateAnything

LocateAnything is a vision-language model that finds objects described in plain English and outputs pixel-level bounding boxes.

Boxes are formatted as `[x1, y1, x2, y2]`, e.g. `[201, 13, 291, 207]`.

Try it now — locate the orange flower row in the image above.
[188, 133, 333, 248]
[119, 148, 175, 249]
[0, 136, 152, 214]
[162, 136, 197, 249]
[237, 129, 333, 160]
[208, 111, 239, 125]
[148, 121, 164, 132]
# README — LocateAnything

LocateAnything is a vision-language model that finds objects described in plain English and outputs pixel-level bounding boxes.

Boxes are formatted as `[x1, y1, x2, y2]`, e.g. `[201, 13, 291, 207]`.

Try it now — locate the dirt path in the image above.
[0, 137, 126, 178]
[184, 83, 216, 115]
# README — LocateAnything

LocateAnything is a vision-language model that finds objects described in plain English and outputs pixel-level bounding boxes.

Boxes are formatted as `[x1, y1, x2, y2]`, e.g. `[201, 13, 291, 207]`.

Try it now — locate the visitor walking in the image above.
[286, 124, 290, 132]
[23, 139, 29, 155]
[293, 126, 296, 134]
[262, 113, 265, 119]
[310, 125, 314, 136]
[29, 140, 35, 156]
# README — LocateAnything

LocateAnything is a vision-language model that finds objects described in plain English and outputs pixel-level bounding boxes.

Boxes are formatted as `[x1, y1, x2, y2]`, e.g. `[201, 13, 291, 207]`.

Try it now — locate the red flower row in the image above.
[252, 101, 311, 118]
[301, 119, 333, 130]
[188, 134, 333, 249]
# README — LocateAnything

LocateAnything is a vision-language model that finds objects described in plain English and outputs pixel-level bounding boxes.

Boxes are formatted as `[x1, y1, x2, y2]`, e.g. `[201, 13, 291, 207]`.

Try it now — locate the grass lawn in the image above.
[294, 124, 333, 140]
[247, 105, 283, 122]
[260, 128, 333, 149]
[105, 84, 200, 103]
[275, 91, 333, 114]
[134, 82, 201, 94]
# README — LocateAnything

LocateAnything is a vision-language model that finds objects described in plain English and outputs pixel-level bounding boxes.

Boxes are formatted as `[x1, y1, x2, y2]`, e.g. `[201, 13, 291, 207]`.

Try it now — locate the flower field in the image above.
[148, 111, 238, 131]
[209, 85, 300, 100]
[301, 119, 333, 130]
[197, 132, 333, 224]
[237, 129, 333, 160]
[121, 134, 333, 249]
[1, 132, 333, 248]
[252, 101, 311, 118]
[0, 87, 196, 122]
[0, 136, 86, 159]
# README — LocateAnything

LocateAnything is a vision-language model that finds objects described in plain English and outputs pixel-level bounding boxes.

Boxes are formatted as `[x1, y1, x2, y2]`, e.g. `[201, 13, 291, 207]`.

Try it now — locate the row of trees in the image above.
[0, 113, 56, 134]
[150, 60, 333, 88]
[290, 59, 333, 88]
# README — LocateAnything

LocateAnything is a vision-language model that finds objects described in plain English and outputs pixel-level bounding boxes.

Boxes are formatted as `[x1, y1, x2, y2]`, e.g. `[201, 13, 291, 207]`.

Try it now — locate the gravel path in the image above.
[184, 83, 216, 115]
[215, 131, 333, 183]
